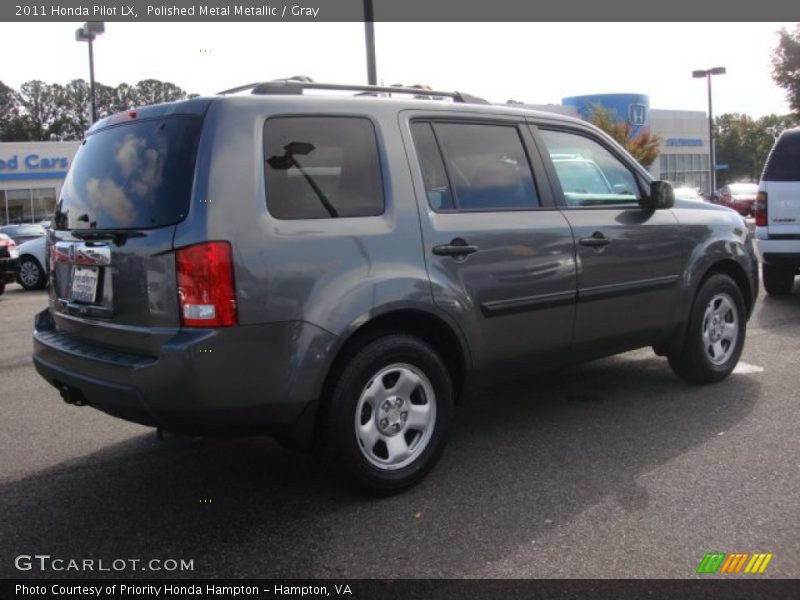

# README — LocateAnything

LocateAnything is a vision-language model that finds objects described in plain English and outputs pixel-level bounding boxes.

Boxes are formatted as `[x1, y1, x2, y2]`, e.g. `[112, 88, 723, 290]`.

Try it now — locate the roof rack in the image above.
[216, 79, 489, 105]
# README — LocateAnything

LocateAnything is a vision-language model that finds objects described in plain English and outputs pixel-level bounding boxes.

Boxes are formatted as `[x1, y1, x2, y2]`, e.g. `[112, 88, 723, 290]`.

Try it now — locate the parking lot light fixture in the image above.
[693, 67, 727, 195]
[75, 21, 105, 124]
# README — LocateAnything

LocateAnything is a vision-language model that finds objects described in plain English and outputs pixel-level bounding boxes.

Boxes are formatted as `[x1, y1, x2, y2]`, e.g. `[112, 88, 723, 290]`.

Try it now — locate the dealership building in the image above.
[0, 141, 80, 225]
[0, 93, 709, 225]
[527, 93, 711, 192]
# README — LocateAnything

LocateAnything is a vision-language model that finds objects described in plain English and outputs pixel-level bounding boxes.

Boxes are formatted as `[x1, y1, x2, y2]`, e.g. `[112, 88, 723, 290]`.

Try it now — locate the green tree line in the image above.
[714, 113, 797, 185]
[0, 78, 196, 142]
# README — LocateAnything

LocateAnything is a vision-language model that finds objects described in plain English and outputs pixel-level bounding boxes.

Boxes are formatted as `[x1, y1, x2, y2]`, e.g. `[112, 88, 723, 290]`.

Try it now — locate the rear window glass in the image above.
[763, 130, 800, 182]
[263, 116, 384, 219]
[54, 116, 202, 230]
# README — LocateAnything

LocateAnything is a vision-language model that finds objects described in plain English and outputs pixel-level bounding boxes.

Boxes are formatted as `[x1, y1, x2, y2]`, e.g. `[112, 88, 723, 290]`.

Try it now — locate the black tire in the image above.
[762, 264, 795, 296]
[0, 280, 5, 296]
[321, 334, 454, 494]
[17, 256, 46, 290]
[668, 273, 746, 384]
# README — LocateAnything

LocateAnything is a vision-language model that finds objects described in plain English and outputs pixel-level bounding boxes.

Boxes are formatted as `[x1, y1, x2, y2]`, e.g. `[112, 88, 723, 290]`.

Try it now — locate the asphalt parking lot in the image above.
[1, 282, 798, 579]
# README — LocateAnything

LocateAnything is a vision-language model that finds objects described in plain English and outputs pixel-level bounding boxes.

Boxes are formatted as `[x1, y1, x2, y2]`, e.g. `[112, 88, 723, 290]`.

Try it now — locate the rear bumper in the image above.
[755, 238, 800, 266]
[1, 257, 20, 283]
[32, 309, 338, 437]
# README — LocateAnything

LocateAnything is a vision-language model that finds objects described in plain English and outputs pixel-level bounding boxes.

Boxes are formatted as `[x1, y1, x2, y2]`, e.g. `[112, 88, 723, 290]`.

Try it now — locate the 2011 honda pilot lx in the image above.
[33, 81, 758, 492]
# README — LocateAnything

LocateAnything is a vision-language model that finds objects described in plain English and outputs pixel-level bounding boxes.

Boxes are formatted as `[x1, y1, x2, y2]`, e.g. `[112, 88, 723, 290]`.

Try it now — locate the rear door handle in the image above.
[433, 239, 479, 258]
[579, 232, 612, 248]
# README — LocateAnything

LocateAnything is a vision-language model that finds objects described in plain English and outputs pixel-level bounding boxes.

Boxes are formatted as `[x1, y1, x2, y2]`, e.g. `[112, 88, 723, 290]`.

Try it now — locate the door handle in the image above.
[579, 232, 612, 248]
[433, 239, 479, 258]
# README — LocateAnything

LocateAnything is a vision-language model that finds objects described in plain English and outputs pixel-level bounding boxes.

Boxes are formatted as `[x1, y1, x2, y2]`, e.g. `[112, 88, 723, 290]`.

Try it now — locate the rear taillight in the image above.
[0, 237, 18, 258]
[176, 241, 237, 327]
[755, 191, 768, 227]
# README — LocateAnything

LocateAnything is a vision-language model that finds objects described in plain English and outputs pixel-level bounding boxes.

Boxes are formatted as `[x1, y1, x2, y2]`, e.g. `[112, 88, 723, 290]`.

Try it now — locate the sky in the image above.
[0, 22, 796, 117]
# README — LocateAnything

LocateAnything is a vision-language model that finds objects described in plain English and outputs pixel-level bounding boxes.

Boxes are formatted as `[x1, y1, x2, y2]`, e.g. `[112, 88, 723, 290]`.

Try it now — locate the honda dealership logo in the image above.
[628, 104, 646, 126]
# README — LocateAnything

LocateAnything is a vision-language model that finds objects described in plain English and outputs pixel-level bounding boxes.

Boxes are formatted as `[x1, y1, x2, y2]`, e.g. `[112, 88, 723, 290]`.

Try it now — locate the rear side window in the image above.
[263, 117, 384, 219]
[55, 116, 202, 230]
[425, 122, 539, 211]
[762, 130, 800, 182]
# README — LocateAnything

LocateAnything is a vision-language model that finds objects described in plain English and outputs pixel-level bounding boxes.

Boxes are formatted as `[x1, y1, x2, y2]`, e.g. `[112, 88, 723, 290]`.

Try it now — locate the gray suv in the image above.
[33, 81, 758, 492]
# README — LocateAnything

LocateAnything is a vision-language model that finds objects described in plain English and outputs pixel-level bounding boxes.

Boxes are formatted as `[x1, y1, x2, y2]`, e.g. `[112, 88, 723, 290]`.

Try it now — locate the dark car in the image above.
[32, 81, 759, 492]
[0, 233, 20, 296]
[718, 183, 758, 217]
[0, 223, 46, 246]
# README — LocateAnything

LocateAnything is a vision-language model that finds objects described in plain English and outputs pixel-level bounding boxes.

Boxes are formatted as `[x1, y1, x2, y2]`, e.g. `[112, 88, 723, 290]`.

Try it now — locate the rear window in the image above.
[263, 116, 384, 219]
[54, 116, 202, 230]
[762, 129, 800, 182]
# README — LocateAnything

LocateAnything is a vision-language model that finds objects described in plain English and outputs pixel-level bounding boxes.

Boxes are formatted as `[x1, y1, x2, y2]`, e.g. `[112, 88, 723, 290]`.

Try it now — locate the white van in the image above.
[755, 127, 800, 295]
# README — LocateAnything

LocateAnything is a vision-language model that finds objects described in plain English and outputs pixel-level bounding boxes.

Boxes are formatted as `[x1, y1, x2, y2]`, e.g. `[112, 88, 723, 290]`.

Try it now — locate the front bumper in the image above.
[32, 309, 338, 436]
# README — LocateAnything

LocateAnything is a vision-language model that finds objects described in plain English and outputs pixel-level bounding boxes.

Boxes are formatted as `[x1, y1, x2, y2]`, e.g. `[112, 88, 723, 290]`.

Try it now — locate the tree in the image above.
[588, 104, 662, 168]
[714, 112, 797, 184]
[0, 80, 25, 141]
[60, 79, 91, 141]
[772, 25, 800, 115]
[134, 79, 187, 106]
[0, 78, 196, 141]
[17, 80, 68, 141]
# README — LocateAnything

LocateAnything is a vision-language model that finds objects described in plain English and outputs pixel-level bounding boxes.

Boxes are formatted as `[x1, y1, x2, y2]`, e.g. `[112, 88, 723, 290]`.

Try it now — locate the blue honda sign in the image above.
[562, 93, 651, 140]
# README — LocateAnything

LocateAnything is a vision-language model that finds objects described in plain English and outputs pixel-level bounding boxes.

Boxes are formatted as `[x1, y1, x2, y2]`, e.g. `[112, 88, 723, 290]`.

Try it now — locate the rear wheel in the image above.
[762, 264, 795, 296]
[668, 273, 746, 384]
[0, 281, 5, 296]
[18, 256, 46, 290]
[322, 334, 454, 494]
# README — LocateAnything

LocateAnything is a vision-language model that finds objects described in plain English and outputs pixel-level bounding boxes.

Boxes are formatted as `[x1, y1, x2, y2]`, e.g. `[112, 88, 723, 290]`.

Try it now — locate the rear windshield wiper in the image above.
[71, 229, 146, 245]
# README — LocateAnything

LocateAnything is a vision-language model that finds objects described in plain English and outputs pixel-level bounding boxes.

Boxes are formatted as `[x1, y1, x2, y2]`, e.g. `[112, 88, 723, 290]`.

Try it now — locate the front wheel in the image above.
[322, 335, 454, 494]
[668, 273, 746, 384]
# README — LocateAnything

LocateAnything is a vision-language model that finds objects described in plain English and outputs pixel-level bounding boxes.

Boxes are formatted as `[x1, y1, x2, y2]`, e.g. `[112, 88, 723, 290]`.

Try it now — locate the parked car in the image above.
[0, 233, 20, 296]
[717, 183, 759, 217]
[32, 81, 759, 492]
[16, 235, 48, 290]
[0, 223, 46, 245]
[754, 126, 800, 295]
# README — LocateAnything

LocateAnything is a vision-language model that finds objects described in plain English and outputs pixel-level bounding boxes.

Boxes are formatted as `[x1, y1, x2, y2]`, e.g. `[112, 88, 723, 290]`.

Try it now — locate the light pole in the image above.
[692, 66, 726, 196]
[363, 0, 377, 85]
[75, 21, 105, 123]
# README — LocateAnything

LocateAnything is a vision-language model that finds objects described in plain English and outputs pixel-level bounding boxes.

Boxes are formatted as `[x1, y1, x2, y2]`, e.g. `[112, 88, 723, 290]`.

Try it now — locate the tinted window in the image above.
[539, 129, 641, 207]
[432, 122, 538, 210]
[411, 122, 455, 210]
[762, 130, 800, 182]
[55, 116, 202, 230]
[264, 117, 384, 219]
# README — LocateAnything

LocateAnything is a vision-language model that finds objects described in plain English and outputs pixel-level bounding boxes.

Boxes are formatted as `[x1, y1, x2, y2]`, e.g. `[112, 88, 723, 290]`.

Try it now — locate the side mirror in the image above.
[640, 180, 674, 211]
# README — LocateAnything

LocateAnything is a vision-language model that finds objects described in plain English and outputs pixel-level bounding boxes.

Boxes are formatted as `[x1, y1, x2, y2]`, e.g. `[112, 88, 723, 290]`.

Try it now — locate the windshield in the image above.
[54, 116, 202, 230]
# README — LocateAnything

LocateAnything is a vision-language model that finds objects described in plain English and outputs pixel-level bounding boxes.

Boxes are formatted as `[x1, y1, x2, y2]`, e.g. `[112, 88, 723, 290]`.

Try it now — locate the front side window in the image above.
[264, 116, 384, 219]
[412, 121, 539, 211]
[540, 129, 641, 207]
